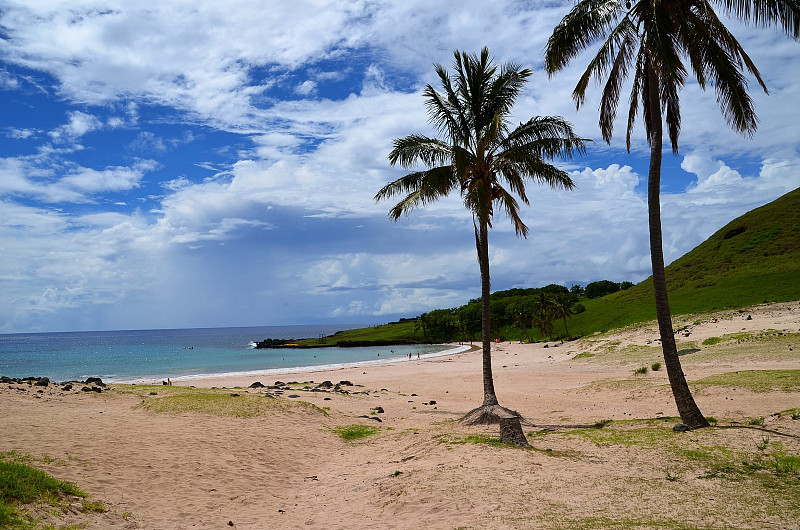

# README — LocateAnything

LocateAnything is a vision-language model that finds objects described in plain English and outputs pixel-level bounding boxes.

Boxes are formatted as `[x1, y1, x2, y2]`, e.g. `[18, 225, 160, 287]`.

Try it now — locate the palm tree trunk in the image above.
[460, 220, 529, 446]
[477, 221, 499, 407]
[646, 67, 709, 429]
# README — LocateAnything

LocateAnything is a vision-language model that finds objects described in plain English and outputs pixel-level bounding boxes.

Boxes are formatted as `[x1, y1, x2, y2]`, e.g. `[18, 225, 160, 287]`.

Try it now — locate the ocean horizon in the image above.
[0, 324, 464, 384]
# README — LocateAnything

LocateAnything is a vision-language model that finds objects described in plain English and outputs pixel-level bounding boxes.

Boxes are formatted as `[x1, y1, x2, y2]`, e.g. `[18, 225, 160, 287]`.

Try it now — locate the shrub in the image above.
[651, 362, 662, 371]
[634, 366, 649, 375]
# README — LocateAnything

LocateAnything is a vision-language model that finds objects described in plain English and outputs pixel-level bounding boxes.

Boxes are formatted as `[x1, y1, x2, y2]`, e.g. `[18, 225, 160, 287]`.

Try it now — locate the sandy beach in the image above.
[2, 301, 799, 529]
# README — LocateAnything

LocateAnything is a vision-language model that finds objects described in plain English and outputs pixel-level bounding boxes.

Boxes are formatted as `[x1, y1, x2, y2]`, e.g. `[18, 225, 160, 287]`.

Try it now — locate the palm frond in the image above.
[545, 0, 625, 76]
[376, 166, 458, 220]
[494, 187, 529, 238]
[388, 135, 453, 169]
[661, 76, 682, 153]
[500, 116, 589, 160]
[574, 15, 637, 110]
[714, 0, 800, 38]
[625, 45, 647, 151]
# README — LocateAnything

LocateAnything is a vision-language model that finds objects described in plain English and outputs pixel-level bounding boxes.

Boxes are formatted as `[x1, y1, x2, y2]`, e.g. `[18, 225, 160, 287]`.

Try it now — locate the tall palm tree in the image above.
[510, 299, 534, 342]
[545, 0, 799, 429]
[531, 292, 556, 340]
[413, 312, 430, 342]
[552, 291, 578, 339]
[376, 48, 587, 445]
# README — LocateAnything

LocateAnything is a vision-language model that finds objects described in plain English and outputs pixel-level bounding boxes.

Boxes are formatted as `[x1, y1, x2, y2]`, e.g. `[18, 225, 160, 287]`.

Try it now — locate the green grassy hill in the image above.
[564, 186, 800, 335]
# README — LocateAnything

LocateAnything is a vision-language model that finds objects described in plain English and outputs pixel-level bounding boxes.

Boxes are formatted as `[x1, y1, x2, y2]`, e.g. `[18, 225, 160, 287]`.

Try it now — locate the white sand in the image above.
[2, 301, 799, 528]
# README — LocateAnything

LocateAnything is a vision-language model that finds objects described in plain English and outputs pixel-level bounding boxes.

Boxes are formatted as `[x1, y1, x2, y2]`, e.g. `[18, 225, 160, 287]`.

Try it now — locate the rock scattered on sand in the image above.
[371, 406, 384, 414]
[249, 382, 265, 388]
[85, 377, 105, 386]
[673, 424, 690, 432]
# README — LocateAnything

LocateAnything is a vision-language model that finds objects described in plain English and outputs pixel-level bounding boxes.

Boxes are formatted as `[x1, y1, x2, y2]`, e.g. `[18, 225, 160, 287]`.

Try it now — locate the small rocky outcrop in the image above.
[249, 382, 266, 388]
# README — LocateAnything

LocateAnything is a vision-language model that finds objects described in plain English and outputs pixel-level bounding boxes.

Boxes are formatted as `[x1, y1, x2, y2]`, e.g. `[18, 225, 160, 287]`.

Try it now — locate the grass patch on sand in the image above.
[0, 454, 88, 529]
[692, 370, 800, 392]
[137, 392, 327, 418]
[332, 424, 379, 441]
[571, 352, 595, 360]
[549, 515, 715, 529]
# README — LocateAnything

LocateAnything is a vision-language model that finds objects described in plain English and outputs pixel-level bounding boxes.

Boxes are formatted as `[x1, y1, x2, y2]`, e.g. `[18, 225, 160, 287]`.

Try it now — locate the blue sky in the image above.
[0, 1, 798, 333]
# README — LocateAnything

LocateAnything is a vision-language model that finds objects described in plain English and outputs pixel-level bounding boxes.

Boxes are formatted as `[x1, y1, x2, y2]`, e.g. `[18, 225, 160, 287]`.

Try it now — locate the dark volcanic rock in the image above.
[371, 406, 385, 414]
[673, 424, 690, 432]
[34, 377, 50, 387]
[85, 377, 105, 386]
[61, 383, 73, 391]
[316, 380, 334, 389]
[338, 380, 354, 386]
[81, 386, 93, 392]
[249, 382, 266, 388]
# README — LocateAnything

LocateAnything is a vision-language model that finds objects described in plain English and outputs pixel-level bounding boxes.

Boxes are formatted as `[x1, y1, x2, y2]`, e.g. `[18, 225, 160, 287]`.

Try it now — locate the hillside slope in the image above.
[568, 186, 800, 334]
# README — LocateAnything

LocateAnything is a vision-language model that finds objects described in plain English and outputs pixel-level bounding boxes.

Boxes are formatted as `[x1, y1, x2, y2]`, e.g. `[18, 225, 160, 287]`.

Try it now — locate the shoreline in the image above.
[127, 343, 474, 386]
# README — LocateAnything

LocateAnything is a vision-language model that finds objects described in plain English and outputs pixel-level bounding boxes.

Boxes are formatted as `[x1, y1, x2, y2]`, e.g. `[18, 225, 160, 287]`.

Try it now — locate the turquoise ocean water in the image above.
[0, 325, 462, 384]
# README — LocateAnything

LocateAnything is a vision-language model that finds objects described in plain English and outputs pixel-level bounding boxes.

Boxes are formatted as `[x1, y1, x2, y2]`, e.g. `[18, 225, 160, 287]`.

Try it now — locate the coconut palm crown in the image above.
[544, 0, 799, 428]
[376, 48, 587, 444]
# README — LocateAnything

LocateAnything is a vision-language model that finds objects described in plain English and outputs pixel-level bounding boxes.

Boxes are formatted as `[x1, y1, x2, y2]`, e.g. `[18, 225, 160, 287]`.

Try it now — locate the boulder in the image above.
[249, 382, 266, 388]
[85, 377, 105, 386]
[673, 423, 691, 432]
[61, 383, 73, 391]
[372, 406, 385, 414]
[316, 380, 334, 389]
[34, 377, 50, 387]
[338, 380, 354, 386]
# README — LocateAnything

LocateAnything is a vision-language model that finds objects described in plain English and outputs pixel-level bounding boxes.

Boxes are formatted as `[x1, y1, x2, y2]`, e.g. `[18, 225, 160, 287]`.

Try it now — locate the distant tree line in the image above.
[412, 280, 632, 344]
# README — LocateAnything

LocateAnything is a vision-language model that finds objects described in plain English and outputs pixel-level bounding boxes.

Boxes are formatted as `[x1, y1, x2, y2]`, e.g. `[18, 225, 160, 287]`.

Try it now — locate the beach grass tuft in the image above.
[0, 457, 86, 528]
[138, 392, 327, 418]
[693, 369, 800, 392]
[332, 424, 379, 441]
